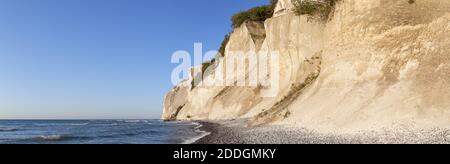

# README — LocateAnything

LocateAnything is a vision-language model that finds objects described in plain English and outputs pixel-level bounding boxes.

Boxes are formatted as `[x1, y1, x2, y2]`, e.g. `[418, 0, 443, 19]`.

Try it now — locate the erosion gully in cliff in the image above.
[164, 0, 450, 133]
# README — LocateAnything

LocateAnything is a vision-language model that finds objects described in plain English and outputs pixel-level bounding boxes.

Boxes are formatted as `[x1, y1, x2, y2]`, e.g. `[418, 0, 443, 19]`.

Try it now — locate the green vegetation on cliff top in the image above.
[231, 0, 278, 29]
[292, 0, 339, 20]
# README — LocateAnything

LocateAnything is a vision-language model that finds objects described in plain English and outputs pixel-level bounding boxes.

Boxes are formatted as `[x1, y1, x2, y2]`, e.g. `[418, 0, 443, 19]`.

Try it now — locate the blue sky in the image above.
[0, 0, 269, 119]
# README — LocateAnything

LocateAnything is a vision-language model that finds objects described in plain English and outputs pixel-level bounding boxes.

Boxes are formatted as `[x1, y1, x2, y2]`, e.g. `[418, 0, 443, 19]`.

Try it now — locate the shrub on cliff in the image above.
[218, 34, 230, 57]
[292, 0, 338, 20]
[231, 0, 278, 29]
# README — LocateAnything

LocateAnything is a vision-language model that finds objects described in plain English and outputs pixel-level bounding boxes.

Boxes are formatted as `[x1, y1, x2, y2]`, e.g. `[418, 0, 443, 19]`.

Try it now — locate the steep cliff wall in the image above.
[163, 0, 450, 132]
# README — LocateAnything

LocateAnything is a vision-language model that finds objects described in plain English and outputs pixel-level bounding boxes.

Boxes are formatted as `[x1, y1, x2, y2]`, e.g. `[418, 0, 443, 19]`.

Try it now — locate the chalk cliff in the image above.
[163, 0, 450, 132]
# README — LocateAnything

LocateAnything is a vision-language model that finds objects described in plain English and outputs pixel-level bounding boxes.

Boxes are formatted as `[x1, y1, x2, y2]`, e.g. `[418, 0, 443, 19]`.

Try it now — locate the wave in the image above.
[34, 135, 67, 141]
[182, 122, 211, 144]
[70, 123, 89, 126]
[27, 135, 88, 142]
[123, 120, 145, 123]
[0, 128, 18, 132]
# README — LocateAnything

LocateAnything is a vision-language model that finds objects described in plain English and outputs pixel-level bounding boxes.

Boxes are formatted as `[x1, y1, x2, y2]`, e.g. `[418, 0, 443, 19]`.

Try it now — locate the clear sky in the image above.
[0, 0, 269, 119]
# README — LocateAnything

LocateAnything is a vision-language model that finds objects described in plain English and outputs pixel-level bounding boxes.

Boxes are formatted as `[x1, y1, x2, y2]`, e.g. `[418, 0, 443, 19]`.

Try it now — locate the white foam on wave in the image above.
[35, 135, 66, 141]
[182, 122, 211, 144]
[125, 120, 141, 123]
[121, 120, 149, 123]
[70, 123, 89, 126]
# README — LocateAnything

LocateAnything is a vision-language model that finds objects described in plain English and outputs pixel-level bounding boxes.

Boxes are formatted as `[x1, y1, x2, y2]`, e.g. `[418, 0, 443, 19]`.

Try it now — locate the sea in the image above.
[0, 120, 209, 144]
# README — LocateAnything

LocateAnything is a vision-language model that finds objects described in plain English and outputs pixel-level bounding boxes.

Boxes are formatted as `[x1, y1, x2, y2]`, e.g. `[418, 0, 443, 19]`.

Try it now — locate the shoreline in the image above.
[193, 121, 237, 144]
[182, 122, 212, 144]
[193, 120, 450, 144]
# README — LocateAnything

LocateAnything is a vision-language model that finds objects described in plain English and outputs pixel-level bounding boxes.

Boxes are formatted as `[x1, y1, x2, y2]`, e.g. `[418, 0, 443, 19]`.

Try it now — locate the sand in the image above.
[194, 119, 450, 144]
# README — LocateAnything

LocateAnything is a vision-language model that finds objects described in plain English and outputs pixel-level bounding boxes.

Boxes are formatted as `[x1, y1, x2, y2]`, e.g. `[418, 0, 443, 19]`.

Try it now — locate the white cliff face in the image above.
[163, 22, 270, 121]
[285, 0, 450, 132]
[163, 0, 450, 132]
